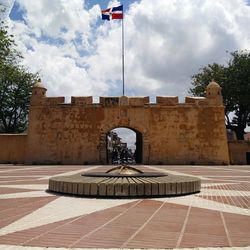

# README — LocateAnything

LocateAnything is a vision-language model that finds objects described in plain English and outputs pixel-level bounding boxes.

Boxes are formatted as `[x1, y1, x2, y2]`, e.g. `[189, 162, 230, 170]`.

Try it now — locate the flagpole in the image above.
[122, 14, 125, 96]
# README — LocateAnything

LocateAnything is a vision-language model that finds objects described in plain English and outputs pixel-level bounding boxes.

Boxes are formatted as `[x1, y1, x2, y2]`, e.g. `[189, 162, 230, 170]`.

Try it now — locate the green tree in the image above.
[190, 50, 250, 140]
[0, 23, 39, 133]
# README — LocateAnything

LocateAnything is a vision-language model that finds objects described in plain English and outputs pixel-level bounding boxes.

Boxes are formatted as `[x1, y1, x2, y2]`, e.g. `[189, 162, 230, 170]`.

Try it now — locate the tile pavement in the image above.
[0, 164, 249, 249]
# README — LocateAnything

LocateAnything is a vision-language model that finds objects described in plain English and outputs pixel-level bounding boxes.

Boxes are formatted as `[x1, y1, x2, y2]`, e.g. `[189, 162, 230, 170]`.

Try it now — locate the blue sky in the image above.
[9, 0, 136, 22]
[86, 0, 136, 10]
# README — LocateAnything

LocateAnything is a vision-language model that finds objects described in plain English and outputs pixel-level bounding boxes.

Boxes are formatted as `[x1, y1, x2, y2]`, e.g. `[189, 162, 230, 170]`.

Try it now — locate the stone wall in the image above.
[0, 81, 230, 165]
[228, 141, 250, 164]
[23, 95, 229, 165]
[148, 105, 228, 165]
[0, 134, 27, 163]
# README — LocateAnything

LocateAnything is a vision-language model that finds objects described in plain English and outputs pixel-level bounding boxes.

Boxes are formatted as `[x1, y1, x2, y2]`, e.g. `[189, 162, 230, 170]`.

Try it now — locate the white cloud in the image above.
[0, 0, 14, 21]
[112, 128, 136, 150]
[5, 0, 250, 103]
[16, 0, 99, 43]
[123, 0, 250, 98]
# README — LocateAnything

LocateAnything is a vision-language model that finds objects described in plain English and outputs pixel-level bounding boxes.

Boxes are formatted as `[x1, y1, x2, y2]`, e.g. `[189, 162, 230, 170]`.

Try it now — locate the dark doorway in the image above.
[106, 127, 143, 164]
[135, 131, 142, 164]
[246, 152, 250, 165]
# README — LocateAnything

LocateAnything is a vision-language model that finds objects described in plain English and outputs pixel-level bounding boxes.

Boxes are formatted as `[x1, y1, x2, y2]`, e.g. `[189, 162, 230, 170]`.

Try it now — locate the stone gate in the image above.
[0, 80, 230, 165]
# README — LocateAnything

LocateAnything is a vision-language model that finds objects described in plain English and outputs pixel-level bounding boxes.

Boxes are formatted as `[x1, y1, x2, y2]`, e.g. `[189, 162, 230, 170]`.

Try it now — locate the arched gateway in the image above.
[101, 126, 143, 164]
[0, 80, 230, 165]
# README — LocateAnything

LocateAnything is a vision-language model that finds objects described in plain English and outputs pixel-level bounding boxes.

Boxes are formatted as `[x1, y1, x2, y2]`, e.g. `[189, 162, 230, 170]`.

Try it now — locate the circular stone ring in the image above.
[49, 166, 200, 198]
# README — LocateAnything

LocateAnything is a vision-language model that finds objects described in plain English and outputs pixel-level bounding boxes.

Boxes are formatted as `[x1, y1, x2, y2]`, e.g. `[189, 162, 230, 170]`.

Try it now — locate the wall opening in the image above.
[106, 127, 143, 164]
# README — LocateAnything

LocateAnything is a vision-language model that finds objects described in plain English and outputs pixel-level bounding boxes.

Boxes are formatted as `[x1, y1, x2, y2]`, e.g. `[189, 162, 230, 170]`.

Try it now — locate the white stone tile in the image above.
[153, 195, 250, 216]
[40, 166, 100, 179]
[46, 248, 68, 250]
[0, 196, 135, 236]
[0, 191, 52, 199]
[200, 189, 250, 197]
[201, 183, 235, 187]
[0, 185, 48, 190]
[0, 245, 47, 250]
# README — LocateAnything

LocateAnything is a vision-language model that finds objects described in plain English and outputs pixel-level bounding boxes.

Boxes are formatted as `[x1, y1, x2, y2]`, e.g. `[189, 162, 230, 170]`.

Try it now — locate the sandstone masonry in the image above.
[0, 80, 230, 165]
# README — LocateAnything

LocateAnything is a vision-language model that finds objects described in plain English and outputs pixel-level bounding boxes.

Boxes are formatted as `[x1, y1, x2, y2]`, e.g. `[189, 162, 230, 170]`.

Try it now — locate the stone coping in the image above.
[48, 173, 201, 198]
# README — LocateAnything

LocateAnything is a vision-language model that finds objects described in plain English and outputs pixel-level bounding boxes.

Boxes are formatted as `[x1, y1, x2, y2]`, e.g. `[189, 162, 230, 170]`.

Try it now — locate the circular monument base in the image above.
[48, 166, 200, 198]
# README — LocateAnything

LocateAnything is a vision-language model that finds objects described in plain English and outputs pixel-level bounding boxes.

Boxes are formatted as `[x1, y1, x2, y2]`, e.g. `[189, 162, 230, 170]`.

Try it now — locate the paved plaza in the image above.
[0, 164, 249, 250]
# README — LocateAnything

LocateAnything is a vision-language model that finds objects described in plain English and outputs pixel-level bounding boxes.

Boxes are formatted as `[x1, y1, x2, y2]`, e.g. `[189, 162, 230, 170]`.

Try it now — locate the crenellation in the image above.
[128, 96, 149, 106]
[156, 96, 178, 105]
[185, 96, 208, 105]
[99, 96, 150, 106]
[119, 96, 129, 106]
[196, 98, 209, 105]
[100, 97, 119, 106]
[42, 97, 65, 106]
[71, 96, 93, 105]
[32, 95, 221, 108]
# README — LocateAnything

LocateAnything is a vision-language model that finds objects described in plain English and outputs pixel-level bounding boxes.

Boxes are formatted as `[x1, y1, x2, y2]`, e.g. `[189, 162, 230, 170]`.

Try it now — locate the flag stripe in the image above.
[101, 8, 111, 14]
[112, 13, 123, 19]
[112, 5, 123, 12]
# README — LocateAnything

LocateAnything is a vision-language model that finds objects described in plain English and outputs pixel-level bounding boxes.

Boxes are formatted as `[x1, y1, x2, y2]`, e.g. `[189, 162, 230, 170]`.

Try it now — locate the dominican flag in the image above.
[101, 5, 123, 21]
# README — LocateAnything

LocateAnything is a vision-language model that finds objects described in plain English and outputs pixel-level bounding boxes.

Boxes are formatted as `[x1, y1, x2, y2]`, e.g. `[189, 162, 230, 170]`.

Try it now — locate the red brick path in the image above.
[0, 165, 249, 249]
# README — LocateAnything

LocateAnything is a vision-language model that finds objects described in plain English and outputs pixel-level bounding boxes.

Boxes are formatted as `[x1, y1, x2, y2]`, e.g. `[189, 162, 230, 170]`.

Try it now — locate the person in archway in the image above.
[111, 149, 118, 164]
[124, 148, 129, 163]
[134, 149, 138, 164]
[120, 148, 128, 163]
[120, 149, 125, 164]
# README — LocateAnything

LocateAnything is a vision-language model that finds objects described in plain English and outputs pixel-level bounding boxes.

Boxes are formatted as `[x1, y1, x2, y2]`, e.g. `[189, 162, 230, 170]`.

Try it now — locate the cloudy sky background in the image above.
[1, 0, 250, 148]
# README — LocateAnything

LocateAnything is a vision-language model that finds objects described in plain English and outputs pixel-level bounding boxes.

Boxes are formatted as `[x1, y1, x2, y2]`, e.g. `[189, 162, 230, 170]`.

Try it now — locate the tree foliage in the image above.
[190, 51, 250, 140]
[0, 22, 39, 133]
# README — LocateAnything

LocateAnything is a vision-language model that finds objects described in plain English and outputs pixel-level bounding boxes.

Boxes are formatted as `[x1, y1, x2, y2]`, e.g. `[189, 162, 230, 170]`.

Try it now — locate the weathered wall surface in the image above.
[148, 105, 228, 164]
[24, 95, 229, 165]
[26, 104, 104, 164]
[228, 141, 250, 164]
[0, 134, 27, 163]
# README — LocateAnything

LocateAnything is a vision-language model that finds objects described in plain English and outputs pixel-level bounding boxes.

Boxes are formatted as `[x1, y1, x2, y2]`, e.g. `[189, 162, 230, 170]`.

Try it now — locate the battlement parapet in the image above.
[100, 96, 150, 107]
[42, 97, 65, 106]
[156, 96, 178, 105]
[100, 97, 119, 106]
[71, 96, 93, 105]
[128, 96, 149, 106]
[30, 80, 223, 107]
[185, 97, 208, 105]
[31, 95, 222, 108]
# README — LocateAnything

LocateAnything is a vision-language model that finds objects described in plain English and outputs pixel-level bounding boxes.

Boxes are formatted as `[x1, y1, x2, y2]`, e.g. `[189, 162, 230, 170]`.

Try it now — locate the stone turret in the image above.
[30, 79, 47, 105]
[206, 80, 223, 105]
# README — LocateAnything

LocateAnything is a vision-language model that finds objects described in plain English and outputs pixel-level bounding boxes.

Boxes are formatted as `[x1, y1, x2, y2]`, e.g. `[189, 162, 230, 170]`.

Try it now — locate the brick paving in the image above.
[0, 164, 249, 250]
